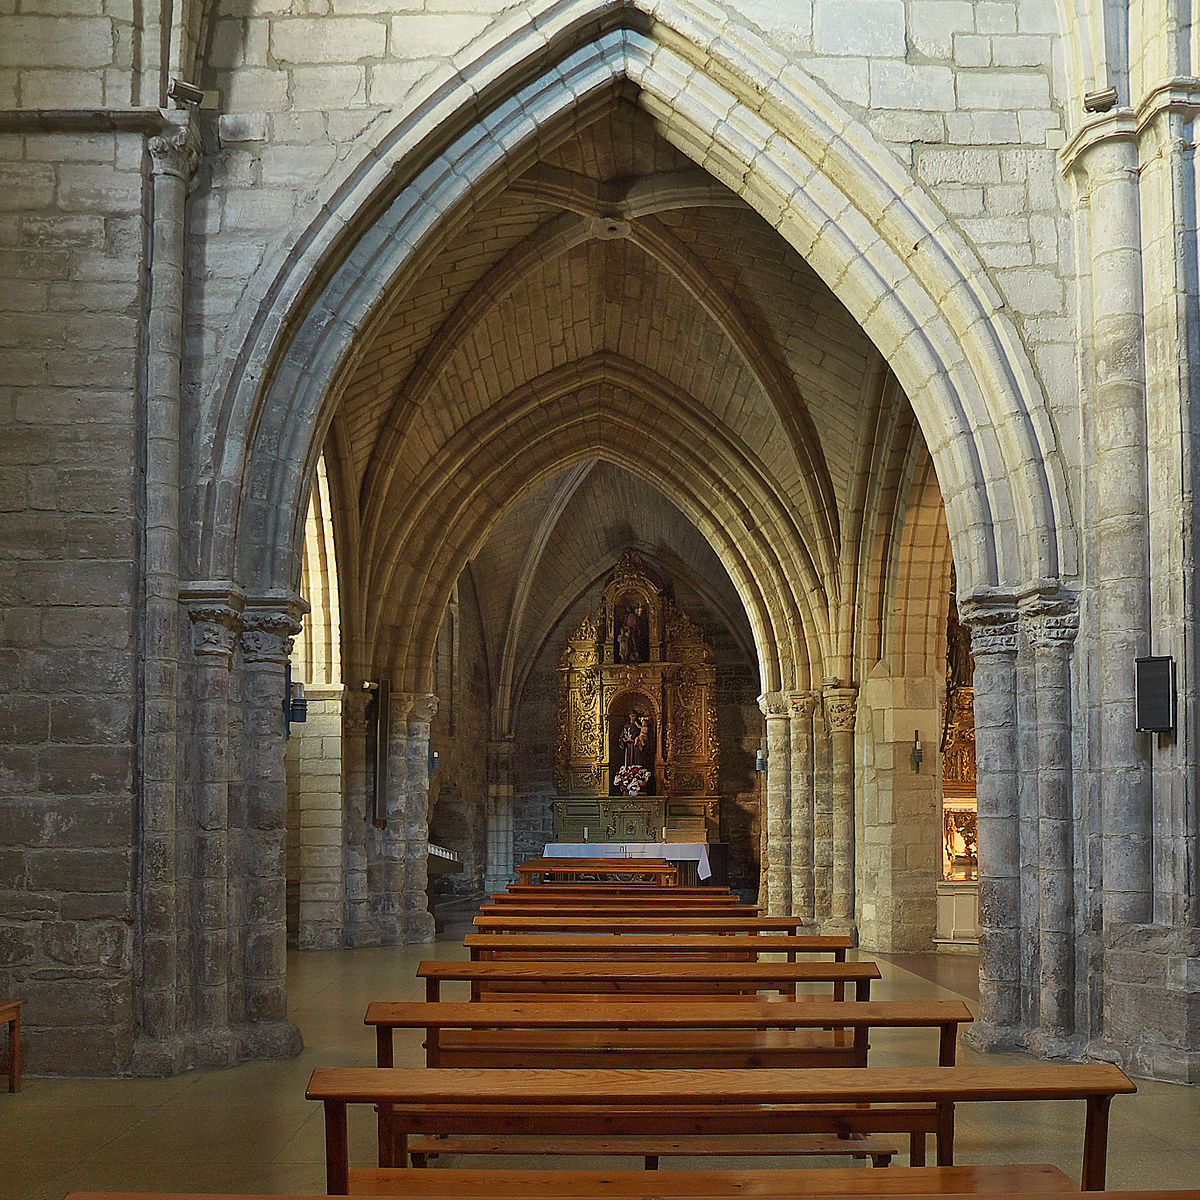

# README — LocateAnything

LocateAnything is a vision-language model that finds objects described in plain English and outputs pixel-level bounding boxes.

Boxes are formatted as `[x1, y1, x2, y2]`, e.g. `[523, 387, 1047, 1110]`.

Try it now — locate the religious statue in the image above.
[613, 711, 654, 794]
[616, 602, 648, 663]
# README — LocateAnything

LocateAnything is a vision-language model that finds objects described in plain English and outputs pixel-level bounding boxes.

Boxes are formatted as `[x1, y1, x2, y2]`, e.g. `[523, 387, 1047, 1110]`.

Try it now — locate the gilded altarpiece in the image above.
[554, 553, 720, 842]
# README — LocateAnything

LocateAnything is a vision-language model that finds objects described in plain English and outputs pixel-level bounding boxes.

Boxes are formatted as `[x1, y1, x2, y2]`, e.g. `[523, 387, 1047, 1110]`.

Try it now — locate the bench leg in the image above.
[644, 1155, 659, 1170]
[909, 1131, 926, 1166]
[7, 1013, 17, 1092]
[871, 1150, 894, 1167]
[936, 1102, 955, 1166]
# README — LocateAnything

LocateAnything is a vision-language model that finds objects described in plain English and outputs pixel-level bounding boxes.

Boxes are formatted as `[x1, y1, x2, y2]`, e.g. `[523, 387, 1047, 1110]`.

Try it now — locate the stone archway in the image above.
[173, 0, 1079, 1070]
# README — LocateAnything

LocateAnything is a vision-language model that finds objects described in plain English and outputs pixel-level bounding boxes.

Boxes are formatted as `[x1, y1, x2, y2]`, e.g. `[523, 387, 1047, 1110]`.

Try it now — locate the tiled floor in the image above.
[2, 934, 1199, 1200]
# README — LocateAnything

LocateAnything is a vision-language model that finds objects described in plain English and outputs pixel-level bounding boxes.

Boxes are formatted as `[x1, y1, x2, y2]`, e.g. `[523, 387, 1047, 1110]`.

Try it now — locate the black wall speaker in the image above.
[1135, 656, 1175, 733]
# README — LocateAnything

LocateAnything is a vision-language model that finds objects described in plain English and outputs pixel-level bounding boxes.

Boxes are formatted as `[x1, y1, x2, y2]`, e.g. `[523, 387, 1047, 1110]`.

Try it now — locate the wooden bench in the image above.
[305, 1062, 1136, 1192]
[367, 998, 973, 1068]
[59, 1163, 1100, 1198]
[368, 997, 971, 1167]
[417, 957, 881, 1002]
[483, 899, 758, 915]
[0, 998, 22, 1092]
[464, 932, 852, 962]
[506, 883, 726, 895]
[487, 890, 745, 905]
[515, 857, 678, 885]
[473, 913, 819, 934]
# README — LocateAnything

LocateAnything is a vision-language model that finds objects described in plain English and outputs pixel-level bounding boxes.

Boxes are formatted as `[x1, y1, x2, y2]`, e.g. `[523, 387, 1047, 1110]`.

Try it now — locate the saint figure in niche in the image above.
[616, 601, 648, 663]
[621, 711, 653, 768]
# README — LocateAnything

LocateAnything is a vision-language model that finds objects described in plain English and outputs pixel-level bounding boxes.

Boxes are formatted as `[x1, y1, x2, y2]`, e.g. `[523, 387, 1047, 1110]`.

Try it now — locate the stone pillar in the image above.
[404, 693, 438, 942]
[132, 114, 198, 1075]
[378, 691, 413, 945]
[1022, 590, 1081, 1051]
[822, 682, 858, 936]
[484, 737, 516, 895]
[961, 600, 1022, 1046]
[238, 602, 304, 1058]
[1065, 123, 1152, 926]
[757, 691, 791, 915]
[788, 693, 817, 923]
[341, 686, 376, 947]
[294, 685, 346, 950]
[181, 586, 243, 1065]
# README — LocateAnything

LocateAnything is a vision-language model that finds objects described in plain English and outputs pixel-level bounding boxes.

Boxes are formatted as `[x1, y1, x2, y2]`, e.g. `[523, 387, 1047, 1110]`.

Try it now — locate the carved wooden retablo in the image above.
[554, 552, 719, 842]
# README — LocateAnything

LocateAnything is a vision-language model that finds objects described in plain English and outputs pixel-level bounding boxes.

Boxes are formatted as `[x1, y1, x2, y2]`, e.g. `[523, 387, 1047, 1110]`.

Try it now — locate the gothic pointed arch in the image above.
[190, 0, 1075, 636]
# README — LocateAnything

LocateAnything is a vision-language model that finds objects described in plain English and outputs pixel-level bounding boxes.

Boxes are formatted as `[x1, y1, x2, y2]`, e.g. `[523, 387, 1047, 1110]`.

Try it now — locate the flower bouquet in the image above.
[613, 763, 651, 795]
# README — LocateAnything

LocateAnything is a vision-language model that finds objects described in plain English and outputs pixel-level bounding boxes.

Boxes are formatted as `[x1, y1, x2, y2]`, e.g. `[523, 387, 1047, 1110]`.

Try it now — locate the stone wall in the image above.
[0, 124, 145, 1074]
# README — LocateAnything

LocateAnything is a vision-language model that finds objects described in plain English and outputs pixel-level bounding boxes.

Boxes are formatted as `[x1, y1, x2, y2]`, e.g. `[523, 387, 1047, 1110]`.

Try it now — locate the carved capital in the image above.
[789, 691, 817, 720]
[407, 692, 438, 725]
[149, 115, 200, 181]
[822, 685, 858, 733]
[959, 597, 1020, 658]
[241, 610, 302, 664]
[757, 690, 790, 719]
[389, 690, 415, 724]
[1020, 587, 1079, 651]
[181, 583, 245, 664]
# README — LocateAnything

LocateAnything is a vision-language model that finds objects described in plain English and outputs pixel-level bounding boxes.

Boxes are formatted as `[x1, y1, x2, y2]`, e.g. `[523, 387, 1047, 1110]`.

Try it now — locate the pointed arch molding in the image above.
[196, 0, 1074, 638]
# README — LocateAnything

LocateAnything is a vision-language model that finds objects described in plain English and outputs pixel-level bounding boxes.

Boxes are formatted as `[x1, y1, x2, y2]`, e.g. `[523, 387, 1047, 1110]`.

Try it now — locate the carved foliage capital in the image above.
[407, 692, 438, 725]
[789, 691, 817, 719]
[187, 605, 242, 662]
[149, 117, 200, 181]
[822, 685, 858, 734]
[757, 690, 790, 719]
[1021, 592, 1080, 651]
[241, 610, 302, 664]
[959, 600, 1020, 658]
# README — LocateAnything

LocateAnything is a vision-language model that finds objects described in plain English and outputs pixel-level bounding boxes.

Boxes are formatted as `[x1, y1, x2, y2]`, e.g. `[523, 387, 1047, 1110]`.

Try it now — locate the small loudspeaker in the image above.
[1135, 656, 1176, 733]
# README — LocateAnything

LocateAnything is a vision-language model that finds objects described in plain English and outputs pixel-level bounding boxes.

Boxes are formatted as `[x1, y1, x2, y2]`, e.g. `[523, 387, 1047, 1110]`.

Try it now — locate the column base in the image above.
[237, 1018, 303, 1061]
[961, 1019, 1027, 1055]
[1025, 1028, 1087, 1061]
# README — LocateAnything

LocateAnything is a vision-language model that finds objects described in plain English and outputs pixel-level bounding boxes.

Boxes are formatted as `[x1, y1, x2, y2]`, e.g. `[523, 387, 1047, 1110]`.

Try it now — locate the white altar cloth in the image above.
[544, 841, 711, 881]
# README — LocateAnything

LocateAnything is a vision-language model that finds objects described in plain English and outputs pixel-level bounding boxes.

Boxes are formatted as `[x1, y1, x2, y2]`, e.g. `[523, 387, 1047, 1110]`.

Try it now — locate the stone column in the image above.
[404, 693, 438, 942]
[757, 691, 792, 915]
[1022, 590, 1081, 1050]
[812, 707, 833, 924]
[788, 692, 817, 923]
[484, 737, 516, 895]
[377, 691, 413, 945]
[960, 600, 1022, 1046]
[238, 602, 304, 1057]
[341, 686, 376, 946]
[132, 114, 198, 1075]
[822, 682, 858, 936]
[1064, 122, 1152, 926]
[181, 586, 243, 1065]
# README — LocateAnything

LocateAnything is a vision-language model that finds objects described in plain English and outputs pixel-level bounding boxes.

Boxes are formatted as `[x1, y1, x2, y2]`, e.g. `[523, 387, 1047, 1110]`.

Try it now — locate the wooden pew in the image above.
[65, 1165, 1138, 1198]
[368, 997, 970, 1166]
[305, 1062, 1136, 1192]
[515, 857, 678, 885]
[367, 997, 974, 1068]
[416, 957, 881, 1001]
[505, 884, 727, 895]
[464, 932, 851, 962]
[483, 899, 758, 915]
[0, 997, 21, 1092]
[473, 913, 819, 935]
[487, 891, 744, 905]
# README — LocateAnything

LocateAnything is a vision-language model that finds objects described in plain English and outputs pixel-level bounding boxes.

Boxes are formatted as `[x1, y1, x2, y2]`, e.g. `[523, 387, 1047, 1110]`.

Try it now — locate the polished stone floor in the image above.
[2, 936, 1199, 1200]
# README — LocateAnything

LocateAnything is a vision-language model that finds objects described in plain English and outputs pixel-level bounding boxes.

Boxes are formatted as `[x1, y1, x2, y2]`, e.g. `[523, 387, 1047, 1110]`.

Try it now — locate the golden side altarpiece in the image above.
[554, 552, 720, 842]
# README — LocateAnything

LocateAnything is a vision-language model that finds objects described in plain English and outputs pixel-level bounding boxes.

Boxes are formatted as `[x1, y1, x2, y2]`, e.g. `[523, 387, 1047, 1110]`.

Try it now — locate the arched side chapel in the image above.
[1, 0, 1198, 1084]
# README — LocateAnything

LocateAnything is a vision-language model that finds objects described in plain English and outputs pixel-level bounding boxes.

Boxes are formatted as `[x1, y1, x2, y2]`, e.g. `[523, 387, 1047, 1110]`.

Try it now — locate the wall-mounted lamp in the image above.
[428, 745, 440, 774]
[911, 729, 923, 773]
[284, 664, 306, 737]
[755, 748, 767, 772]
